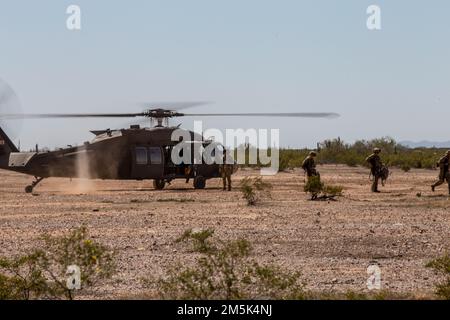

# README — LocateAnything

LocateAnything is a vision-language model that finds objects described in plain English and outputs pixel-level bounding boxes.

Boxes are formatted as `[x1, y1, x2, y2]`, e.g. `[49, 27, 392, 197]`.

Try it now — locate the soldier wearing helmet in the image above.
[431, 150, 450, 194]
[365, 148, 383, 192]
[302, 151, 319, 179]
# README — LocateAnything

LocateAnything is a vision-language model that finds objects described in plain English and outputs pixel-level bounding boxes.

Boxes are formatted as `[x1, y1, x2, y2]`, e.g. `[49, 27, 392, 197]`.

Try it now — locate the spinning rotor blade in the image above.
[182, 112, 340, 118]
[138, 101, 210, 111]
[0, 111, 340, 120]
[0, 101, 212, 120]
[0, 112, 146, 120]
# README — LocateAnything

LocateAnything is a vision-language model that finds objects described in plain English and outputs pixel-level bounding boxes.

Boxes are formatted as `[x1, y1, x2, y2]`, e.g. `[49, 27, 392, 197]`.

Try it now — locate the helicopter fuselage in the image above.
[1, 126, 225, 189]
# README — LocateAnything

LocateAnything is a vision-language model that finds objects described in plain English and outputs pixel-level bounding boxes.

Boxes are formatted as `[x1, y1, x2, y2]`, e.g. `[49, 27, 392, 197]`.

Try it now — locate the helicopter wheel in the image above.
[153, 179, 166, 190]
[25, 185, 33, 193]
[193, 176, 206, 190]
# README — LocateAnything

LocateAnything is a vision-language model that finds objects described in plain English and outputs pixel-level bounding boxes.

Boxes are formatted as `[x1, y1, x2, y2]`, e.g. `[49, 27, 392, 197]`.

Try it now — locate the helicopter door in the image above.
[131, 146, 164, 179]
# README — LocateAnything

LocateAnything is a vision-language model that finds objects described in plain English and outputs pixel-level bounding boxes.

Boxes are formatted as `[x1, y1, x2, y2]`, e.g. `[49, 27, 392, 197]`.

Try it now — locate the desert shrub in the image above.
[344, 157, 359, 167]
[145, 229, 306, 300]
[41, 226, 116, 299]
[278, 149, 309, 171]
[237, 137, 445, 171]
[304, 176, 324, 198]
[239, 177, 272, 206]
[322, 185, 344, 197]
[304, 176, 343, 200]
[426, 254, 450, 300]
[401, 164, 411, 172]
[176, 228, 215, 254]
[0, 251, 50, 300]
[0, 226, 115, 300]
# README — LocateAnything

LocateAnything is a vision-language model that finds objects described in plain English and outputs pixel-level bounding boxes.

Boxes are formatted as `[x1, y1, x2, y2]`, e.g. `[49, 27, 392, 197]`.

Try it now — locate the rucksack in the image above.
[379, 166, 389, 186]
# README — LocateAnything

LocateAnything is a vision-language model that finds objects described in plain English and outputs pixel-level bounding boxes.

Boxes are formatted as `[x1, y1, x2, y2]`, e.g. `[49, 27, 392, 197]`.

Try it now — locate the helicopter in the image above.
[0, 102, 339, 194]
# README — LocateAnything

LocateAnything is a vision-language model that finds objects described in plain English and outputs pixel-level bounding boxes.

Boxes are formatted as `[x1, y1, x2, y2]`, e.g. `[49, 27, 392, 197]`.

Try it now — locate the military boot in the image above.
[371, 181, 379, 193]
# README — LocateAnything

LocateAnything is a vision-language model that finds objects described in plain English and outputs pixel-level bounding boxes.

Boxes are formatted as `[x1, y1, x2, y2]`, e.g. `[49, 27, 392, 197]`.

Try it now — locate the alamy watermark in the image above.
[171, 121, 280, 175]
[367, 5, 381, 30]
[66, 265, 81, 290]
[366, 262, 382, 290]
[65, 4, 382, 31]
[66, 5, 81, 31]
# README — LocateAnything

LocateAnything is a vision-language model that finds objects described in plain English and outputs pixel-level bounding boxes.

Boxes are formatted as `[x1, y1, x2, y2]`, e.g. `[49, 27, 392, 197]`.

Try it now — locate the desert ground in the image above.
[0, 165, 449, 299]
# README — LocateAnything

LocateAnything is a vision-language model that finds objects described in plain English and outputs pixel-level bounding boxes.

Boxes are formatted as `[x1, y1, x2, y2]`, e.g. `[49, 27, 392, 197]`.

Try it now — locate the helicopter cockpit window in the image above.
[149, 147, 162, 164]
[208, 143, 223, 158]
[135, 147, 148, 165]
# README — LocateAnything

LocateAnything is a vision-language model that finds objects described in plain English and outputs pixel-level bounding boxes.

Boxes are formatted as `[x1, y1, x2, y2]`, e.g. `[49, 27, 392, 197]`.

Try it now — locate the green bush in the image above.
[426, 255, 450, 300]
[239, 177, 272, 206]
[304, 176, 324, 198]
[401, 165, 411, 172]
[0, 226, 115, 300]
[145, 229, 306, 300]
[235, 137, 445, 171]
[176, 228, 215, 254]
[304, 176, 343, 200]
[0, 251, 49, 300]
[322, 185, 344, 197]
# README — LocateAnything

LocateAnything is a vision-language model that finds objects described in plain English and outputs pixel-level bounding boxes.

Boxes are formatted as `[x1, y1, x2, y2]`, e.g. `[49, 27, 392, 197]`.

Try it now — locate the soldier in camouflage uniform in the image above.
[221, 151, 233, 191]
[431, 150, 450, 194]
[302, 151, 319, 180]
[366, 148, 383, 193]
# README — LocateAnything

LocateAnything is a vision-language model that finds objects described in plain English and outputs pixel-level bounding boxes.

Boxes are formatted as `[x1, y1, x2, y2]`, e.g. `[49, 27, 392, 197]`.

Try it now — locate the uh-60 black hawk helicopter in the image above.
[0, 102, 339, 194]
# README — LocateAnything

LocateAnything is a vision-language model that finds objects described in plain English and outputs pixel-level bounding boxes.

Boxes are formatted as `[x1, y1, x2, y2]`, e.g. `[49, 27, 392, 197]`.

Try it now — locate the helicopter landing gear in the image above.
[153, 179, 166, 190]
[25, 177, 44, 194]
[193, 176, 206, 190]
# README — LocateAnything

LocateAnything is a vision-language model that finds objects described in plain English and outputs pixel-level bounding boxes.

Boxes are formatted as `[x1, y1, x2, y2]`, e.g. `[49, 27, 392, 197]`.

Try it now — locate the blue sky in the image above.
[1, 0, 449, 149]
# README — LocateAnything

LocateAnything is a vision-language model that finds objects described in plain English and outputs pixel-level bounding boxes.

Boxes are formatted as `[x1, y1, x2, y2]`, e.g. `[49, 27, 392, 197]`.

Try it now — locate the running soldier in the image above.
[431, 150, 450, 194]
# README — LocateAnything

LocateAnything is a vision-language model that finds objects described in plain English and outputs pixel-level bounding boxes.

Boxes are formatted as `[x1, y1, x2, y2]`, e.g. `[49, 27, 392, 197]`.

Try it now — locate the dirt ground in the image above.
[0, 165, 449, 299]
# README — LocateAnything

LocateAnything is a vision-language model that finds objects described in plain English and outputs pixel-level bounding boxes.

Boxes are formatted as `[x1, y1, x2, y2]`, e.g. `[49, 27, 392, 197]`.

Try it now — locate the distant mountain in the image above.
[399, 140, 450, 148]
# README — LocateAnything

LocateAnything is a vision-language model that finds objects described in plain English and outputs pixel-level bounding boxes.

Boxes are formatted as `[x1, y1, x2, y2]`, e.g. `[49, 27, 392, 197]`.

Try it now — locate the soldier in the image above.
[431, 150, 450, 194]
[366, 148, 383, 193]
[302, 151, 319, 179]
[221, 150, 233, 191]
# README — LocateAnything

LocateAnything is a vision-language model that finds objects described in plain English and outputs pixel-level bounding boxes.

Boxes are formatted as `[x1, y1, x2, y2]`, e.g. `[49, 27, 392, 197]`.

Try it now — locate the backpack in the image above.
[379, 166, 389, 186]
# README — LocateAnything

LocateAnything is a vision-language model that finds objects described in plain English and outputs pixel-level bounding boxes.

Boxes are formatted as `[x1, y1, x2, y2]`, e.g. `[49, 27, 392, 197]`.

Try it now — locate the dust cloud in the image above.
[72, 150, 96, 194]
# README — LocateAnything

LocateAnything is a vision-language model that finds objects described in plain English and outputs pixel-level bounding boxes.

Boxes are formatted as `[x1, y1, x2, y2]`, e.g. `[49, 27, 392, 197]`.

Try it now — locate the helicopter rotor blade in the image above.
[0, 101, 212, 120]
[0, 113, 147, 120]
[181, 112, 340, 118]
[0, 110, 340, 120]
[138, 101, 210, 111]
